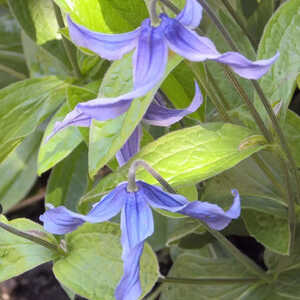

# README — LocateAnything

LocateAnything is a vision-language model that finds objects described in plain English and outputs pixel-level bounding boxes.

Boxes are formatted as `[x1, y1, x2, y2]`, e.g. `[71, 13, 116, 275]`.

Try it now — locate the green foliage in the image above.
[0, 215, 58, 282]
[0, 77, 66, 163]
[80, 123, 266, 211]
[53, 222, 159, 300]
[256, 0, 300, 122]
[0, 130, 42, 212]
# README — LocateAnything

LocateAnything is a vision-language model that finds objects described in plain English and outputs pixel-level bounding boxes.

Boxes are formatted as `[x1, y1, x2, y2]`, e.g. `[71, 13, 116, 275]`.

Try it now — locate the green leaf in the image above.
[88, 53, 183, 177]
[284, 110, 300, 167]
[0, 130, 42, 212]
[38, 103, 82, 175]
[80, 123, 266, 211]
[53, 222, 159, 300]
[54, 0, 148, 33]
[160, 252, 270, 300]
[21, 31, 68, 78]
[201, 151, 290, 254]
[0, 12, 22, 52]
[255, 0, 300, 121]
[7, 0, 70, 68]
[0, 216, 58, 282]
[0, 77, 66, 163]
[243, 210, 290, 255]
[46, 143, 88, 211]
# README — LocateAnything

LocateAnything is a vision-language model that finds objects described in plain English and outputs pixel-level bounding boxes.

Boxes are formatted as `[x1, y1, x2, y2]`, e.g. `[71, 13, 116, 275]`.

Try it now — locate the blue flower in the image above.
[47, 82, 202, 165]
[40, 181, 240, 300]
[68, 0, 278, 84]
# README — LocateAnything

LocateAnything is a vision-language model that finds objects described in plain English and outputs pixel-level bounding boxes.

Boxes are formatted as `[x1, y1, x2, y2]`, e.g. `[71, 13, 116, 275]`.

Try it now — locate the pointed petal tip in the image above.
[176, 0, 203, 29]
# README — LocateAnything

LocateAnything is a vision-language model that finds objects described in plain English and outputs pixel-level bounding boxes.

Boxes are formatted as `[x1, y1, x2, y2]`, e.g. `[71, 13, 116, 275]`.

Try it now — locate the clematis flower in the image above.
[67, 0, 279, 87]
[47, 82, 202, 166]
[40, 181, 240, 300]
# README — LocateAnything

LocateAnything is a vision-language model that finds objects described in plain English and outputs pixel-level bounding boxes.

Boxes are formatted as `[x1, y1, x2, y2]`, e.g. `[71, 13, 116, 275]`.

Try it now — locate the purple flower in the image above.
[68, 0, 278, 85]
[40, 181, 240, 300]
[47, 82, 202, 166]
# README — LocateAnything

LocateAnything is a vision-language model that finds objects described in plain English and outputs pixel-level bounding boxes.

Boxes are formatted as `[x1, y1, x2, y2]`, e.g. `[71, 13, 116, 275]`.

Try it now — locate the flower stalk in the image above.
[0, 220, 59, 252]
[52, 1, 82, 78]
[127, 160, 176, 193]
[147, 0, 161, 26]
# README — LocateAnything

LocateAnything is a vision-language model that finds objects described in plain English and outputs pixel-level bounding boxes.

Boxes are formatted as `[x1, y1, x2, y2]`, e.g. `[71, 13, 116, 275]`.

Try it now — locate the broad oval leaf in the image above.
[53, 222, 159, 300]
[0, 76, 66, 163]
[80, 123, 266, 211]
[256, 0, 300, 122]
[0, 216, 58, 282]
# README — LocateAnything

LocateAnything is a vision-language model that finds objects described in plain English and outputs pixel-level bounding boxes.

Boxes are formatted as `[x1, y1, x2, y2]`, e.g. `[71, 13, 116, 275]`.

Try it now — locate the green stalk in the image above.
[0, 64, 27, 80]
[147, 0, 161, 26]
[0, 221, 58, 252]
[221, 0, 256, 48]
[52, 1, 82, 78]
[202, 222, 272, 282]
[187, 61, 231, 122]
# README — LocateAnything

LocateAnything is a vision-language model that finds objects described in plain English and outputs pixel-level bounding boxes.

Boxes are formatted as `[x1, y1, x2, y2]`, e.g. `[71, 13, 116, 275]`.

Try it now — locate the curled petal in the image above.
[143, 81, 202, 126]
[179, 189, 241, 230]
[39, 183, 126, 234]
[164, 17, 279, 79]
[75, 98, 132, 121]
[116, 125, 142, 166]
[214, 51, 280, 80]
[120, 190, 154, 256]
[67, 16, 140, 60]
[138, 181, 187, 211]
[139, 181, 240, 231]
[45, 109, 91, 142]
[176, 0, 203, 29]
[115, 243, 144, 300]
[133, 19, 168, 89]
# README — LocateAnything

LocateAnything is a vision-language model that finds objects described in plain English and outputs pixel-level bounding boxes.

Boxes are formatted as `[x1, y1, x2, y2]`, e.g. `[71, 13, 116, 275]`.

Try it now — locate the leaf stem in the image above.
[52, 1, 82, 78]
[160, 277, 259, 285]
[0, 221, 58, 252]
[202, 221, 272, 282]
[221, 0, 256, 48]
[0, 64, 27, 80]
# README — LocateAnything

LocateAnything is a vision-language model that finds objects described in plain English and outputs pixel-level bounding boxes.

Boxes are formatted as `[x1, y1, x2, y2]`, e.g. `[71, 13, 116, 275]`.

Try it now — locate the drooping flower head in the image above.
[40, 181, 240, 300]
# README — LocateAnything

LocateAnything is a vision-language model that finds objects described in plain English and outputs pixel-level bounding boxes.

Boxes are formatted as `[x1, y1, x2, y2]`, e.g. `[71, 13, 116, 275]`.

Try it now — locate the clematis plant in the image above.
[48, 82, 202, 165]
[40, 160, 241, 300]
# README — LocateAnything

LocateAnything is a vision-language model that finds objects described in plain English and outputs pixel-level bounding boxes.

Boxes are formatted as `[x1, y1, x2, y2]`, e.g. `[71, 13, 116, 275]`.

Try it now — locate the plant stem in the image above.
[280, 157, 296, 251]
[128, 160, 175, 193]
[202, 222, 272, 282]
[0, 64, 27, 80]
[160, 277, 259, 285]
[0, 221, 58, 252]
[160, 0, 180, 14]
[206, 68, 230, 110]
[221, 0, 256, 48]
[196, 0, 300, 203]
[187, 61, 231, 122]
[147, 0, 161, 25]
[52, 1, 82, 78]
[223, 67, 272, 143]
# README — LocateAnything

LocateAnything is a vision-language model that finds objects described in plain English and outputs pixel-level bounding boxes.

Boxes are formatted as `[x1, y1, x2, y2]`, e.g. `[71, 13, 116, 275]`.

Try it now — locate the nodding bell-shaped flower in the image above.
[68, 0, 278, 84]
[40, 181, 241, 300]
[47, 81, 203, 166]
